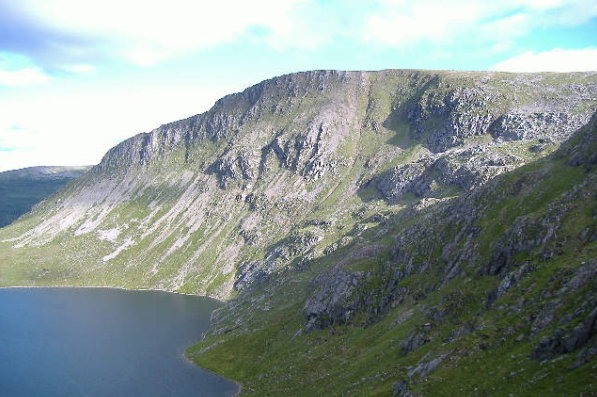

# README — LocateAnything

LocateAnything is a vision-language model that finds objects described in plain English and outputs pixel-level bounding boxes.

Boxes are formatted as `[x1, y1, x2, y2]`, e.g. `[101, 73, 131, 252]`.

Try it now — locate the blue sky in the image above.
[0, 0, 596, 171]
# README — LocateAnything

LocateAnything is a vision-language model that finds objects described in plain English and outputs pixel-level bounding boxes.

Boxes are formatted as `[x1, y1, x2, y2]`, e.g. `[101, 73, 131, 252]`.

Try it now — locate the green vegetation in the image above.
[0, 70, 595, 395]
[188, 120, 597, 396]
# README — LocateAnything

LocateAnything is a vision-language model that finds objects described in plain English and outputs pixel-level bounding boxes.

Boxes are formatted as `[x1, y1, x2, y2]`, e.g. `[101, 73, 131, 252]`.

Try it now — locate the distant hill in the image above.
[0, 166, 91, 227]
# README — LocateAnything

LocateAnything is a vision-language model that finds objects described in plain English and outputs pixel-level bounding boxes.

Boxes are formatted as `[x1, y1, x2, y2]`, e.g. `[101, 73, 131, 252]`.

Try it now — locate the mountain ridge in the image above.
[0, 165, 91, 180]
[1, 69, 596, 395]
[1, 69, 596, 297]
[97, 69, 597, 172]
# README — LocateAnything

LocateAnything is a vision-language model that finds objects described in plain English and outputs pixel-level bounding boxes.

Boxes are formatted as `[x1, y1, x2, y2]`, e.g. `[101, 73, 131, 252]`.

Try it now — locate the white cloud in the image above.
[8, 0, 597, 66]
[483, 13, 529, 40]
[492, 48, 597, 72]
[0, 67, 48, 86]
[362, 0, 597, 48]
[14, 0, 317, 66]
[364, 1, 486, 46]
[62, 64, 95, 74]
[540, 0, 597, 25]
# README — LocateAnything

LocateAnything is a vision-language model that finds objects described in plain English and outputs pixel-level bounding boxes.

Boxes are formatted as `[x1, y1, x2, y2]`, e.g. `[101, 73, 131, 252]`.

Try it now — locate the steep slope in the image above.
[188, 112, 597, 396]
[0, 70, 595, 302]
[0, 166, 91, 228]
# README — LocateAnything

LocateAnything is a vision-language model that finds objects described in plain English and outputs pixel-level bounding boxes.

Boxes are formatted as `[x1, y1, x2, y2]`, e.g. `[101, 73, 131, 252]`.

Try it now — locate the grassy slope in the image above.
[188, 122, 597, 396]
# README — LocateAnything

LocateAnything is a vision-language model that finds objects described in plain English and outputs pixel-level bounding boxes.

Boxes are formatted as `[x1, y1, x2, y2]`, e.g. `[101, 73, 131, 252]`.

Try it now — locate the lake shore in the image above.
[0, 284, 214, 298]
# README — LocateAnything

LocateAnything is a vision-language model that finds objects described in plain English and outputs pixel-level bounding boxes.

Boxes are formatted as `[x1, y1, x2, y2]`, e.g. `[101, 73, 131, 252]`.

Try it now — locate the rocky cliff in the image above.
[1, 70, 595, 297]
[190, 108, 597, 397]
[0, 69, 596, 395]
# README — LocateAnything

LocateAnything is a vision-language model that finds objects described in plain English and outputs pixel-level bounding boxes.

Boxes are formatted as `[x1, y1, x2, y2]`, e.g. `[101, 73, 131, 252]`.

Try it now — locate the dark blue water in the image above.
[0, 288, 238, 397]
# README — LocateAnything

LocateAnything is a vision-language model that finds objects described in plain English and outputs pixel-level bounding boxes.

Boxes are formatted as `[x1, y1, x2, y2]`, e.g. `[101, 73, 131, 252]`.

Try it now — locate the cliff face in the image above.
[1, 70, 596, 300]
[190, 110, 597, 397]
[1, 69, 596, 395]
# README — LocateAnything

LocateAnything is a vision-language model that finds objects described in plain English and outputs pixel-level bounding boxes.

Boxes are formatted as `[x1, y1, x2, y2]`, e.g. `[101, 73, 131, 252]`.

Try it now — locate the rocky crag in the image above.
[0, 70, 596, 395]
[190, 109, 597, 396]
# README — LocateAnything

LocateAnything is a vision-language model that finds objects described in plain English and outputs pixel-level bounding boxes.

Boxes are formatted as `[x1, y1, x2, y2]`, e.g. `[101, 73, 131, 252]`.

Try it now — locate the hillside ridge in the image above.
[1, 69, 596, 298]
[1, 69, 596, 395]
[0, 166, 91, 180]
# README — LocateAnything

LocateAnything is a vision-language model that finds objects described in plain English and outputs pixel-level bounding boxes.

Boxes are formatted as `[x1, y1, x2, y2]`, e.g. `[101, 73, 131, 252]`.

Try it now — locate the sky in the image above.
[0, 0, 596, 172]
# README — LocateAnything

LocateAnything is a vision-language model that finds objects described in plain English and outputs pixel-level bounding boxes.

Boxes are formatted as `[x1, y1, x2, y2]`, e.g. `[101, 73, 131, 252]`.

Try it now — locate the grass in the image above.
[1, 69, 596, 396]
[187, 121, 597, 396]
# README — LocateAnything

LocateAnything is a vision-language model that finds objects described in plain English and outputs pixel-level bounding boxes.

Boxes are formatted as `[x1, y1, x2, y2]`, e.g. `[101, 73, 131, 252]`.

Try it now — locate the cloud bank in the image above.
[1, 0, 596, 72]
[492, 48, 597, 72]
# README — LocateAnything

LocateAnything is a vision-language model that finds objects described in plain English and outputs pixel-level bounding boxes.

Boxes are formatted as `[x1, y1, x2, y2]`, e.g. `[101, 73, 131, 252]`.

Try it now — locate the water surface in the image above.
[0, 288, 238, 397]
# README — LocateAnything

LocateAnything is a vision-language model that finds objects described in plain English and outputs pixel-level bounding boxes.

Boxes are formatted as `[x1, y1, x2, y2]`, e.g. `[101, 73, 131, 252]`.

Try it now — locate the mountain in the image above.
[0, 166, 91, 228]
[189, 113, 597, 396]
[0, 70, 596, 395]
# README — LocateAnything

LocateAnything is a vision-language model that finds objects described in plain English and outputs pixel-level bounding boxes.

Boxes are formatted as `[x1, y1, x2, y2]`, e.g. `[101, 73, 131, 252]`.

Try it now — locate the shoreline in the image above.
[182, 351, 243, 397]
[0, 284, 217, 299]
[0, 284, 243, 396]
